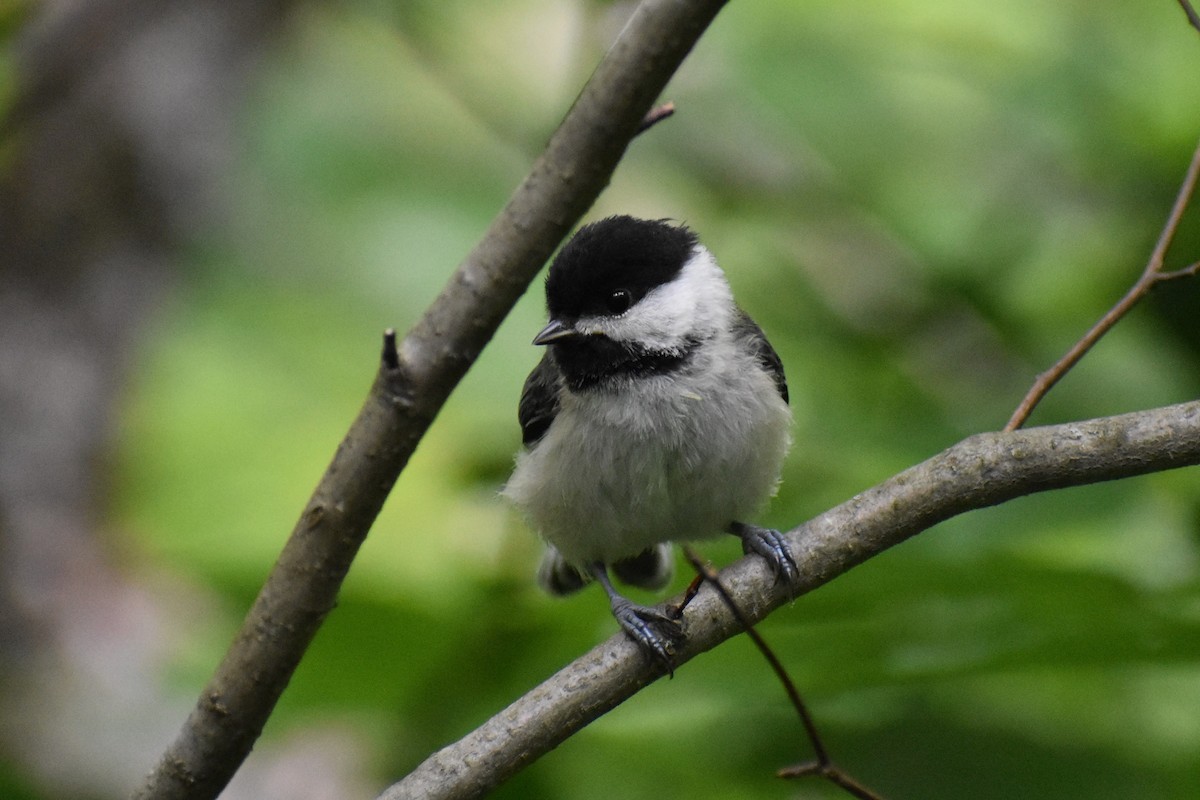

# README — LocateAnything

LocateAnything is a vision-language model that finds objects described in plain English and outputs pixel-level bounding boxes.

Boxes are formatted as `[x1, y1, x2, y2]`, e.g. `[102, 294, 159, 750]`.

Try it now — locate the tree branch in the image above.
[132, 2, 730, 799]
[1179, 0, 1200, 34]
[380, 400, 1200, 800]
[1005, 135, 1200, 431]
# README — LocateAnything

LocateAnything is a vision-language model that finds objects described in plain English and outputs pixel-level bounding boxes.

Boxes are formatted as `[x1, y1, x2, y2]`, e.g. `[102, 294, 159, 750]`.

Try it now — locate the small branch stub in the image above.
[382, 328, 400, 370]
[636, 101, 675, 134]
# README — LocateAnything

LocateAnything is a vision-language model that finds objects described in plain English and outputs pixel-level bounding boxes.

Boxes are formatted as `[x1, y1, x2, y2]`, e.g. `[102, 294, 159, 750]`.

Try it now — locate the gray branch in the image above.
[131, 1, 731, 799]
[381, 400, 1200, 800]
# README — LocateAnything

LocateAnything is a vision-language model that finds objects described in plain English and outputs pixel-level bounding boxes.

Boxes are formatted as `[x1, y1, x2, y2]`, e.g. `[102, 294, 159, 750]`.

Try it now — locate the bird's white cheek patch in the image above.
[584, 249, 733, 351]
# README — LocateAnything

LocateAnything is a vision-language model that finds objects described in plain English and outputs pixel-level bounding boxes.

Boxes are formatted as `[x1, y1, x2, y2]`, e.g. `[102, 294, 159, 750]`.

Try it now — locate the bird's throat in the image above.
[551, 336, 700, 392]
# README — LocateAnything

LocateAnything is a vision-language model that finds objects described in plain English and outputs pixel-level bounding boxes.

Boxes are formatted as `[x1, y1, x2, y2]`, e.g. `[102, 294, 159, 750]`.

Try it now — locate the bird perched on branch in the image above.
[503, 215, 795, 670]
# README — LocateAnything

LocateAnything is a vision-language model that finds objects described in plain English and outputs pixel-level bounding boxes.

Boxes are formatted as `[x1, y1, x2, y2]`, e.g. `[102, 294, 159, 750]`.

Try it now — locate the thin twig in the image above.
[669, 572, 704, 619]
[682, 547, 887, 800]
[777, 761, 885, 800]
[1005, 136, 1200, 431]
[825, 769, 889, 800]
[1157, 260, 1200, 282]
[1179, 0, 1200, 34]
[681, 547, 831, 766]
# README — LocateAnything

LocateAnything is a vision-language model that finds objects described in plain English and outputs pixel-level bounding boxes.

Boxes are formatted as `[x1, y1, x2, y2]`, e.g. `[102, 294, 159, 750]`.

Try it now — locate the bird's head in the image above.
[535, 216, 733, 390]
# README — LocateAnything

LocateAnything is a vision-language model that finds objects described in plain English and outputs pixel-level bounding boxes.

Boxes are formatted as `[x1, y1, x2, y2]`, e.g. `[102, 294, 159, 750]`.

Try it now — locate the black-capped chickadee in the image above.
[503, 215, 795, 670]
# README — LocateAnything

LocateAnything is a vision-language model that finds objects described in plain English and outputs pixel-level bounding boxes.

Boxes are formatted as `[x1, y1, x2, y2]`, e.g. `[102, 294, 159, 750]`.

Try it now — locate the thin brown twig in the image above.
[778, 760, 886, 800]
[669, 572, 705, 618]
[682, 547, 831, 765]
[682, 547, 886, 800]
[1157, 260, 1200, 282]
[1004, 135, 1200, 431]
[1179, 0, 1200, 34]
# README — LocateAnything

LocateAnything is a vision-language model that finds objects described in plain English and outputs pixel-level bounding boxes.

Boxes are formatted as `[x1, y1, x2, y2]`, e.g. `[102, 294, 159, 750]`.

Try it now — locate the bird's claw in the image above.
[610, 598, 683, 676]
[732, 522, 799, 586]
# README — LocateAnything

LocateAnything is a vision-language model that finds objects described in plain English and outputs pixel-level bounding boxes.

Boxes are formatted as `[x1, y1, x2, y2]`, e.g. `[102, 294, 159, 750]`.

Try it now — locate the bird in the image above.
[502, 215, 795, 671]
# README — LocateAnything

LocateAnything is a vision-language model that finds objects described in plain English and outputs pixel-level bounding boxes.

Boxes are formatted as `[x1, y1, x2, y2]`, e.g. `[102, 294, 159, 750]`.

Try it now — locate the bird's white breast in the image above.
[503, 337, 792, 567]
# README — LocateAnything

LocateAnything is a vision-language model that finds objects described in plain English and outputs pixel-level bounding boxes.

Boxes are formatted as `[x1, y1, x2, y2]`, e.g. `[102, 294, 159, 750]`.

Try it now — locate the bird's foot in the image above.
[589, 562, 683, 676]
[729, 521, 799, 586]
[609, 596, 684, 676]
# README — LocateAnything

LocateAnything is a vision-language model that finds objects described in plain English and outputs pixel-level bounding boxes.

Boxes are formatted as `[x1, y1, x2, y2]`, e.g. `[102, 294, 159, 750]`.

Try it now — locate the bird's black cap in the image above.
[545, 216, 699, 320]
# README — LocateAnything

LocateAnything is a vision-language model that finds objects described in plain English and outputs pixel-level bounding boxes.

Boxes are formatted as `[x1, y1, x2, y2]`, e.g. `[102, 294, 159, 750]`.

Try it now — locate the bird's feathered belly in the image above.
[504, 369, 791, 567]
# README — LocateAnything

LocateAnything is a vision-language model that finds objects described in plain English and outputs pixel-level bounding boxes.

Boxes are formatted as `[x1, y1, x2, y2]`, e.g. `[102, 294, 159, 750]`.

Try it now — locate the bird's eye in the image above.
[606, 288, 633, 315]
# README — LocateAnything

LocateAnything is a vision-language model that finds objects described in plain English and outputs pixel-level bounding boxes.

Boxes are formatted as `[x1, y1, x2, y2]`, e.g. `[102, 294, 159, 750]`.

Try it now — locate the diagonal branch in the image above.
[131, 2, 730, 799]
[1004, 136, 1200, 431]
[1179, 0, 1200, 34]
[380, 400, 1200, 800]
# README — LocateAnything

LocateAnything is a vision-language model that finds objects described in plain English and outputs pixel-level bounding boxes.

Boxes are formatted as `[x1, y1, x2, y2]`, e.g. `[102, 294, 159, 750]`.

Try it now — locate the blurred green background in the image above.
[44, 0, 1200, 797]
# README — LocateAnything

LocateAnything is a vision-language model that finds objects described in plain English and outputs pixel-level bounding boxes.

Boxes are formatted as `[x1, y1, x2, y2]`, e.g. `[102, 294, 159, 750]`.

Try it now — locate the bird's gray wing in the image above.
[732, 307, 788, 404]
[518, 351, 563, 447]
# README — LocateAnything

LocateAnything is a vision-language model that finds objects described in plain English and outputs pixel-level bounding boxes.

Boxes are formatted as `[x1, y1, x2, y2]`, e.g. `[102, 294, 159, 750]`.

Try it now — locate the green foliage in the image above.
[113, 1, 1200, 797]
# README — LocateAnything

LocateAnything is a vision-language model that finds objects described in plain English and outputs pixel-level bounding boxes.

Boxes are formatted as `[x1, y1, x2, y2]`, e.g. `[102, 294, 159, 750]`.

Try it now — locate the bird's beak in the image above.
[532, 319, 580, 346]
